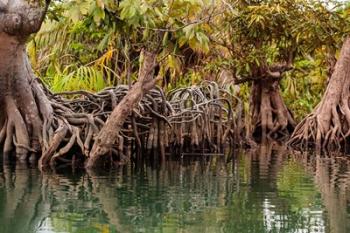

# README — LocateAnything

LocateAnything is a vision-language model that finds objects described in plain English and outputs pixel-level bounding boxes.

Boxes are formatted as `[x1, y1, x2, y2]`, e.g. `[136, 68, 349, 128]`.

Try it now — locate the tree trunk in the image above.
[0, 1, 162, 169]
[0, 0, 53, 161]
[85, 51, 157, 168]
[250, 79, 295, 140]
[289, 37, 350, 150]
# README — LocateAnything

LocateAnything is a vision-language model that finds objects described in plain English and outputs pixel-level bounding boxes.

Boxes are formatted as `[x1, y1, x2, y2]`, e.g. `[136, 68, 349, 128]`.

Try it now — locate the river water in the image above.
[0, 144, 349, 233]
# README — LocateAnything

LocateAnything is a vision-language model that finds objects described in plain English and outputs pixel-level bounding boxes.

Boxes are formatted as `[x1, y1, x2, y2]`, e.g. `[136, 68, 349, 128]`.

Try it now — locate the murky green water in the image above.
[0, 145, 350, 233]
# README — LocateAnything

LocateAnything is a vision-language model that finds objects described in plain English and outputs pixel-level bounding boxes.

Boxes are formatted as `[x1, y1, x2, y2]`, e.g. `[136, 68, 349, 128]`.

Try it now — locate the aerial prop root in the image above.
[288, 104, 350, 150]
[1, 78, 244, 167]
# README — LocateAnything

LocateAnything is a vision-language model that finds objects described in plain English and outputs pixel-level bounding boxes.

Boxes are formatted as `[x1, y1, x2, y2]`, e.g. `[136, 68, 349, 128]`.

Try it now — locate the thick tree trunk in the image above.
[289, 37, 350, 150]
[85, 51, 157, 168]
[0, 1, 162, 168]
[250, 79, 295, 140]
[0, 0, 52, 161]
[0, 0, 235, 168]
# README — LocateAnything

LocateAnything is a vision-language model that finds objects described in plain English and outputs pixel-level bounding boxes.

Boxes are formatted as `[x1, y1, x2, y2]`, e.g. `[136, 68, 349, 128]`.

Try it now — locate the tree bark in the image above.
[0, 0, 52, 161]
[250, 79, 295, 140]
[85, 51, 157, 168]
[0, 0, 163, 169]
[0, 0, 234, 168]
[289, 37, 350, 150]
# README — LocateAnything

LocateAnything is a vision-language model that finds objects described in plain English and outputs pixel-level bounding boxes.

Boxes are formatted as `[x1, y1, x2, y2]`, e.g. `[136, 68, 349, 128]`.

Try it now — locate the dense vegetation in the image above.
[0, 0, 350, 168]
[32, 0, 347, 116]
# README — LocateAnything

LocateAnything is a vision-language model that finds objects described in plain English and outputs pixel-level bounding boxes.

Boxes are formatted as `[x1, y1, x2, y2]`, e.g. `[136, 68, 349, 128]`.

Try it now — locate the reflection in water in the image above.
[294, 152, 350, 233]
[0, 145, 349, 233]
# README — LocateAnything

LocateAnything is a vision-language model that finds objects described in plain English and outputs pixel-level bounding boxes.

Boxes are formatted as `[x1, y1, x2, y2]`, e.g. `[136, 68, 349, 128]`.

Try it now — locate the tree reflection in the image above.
[292, 152, 350, 233]
[0, 147, 349, 233]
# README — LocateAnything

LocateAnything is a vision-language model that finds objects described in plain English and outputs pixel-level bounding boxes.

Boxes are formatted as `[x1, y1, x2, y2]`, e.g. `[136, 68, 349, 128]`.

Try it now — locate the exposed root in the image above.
[1, 79, 243, 168]
[0, 4, 243, 167]
[288, 37, 350, 151]
[167, 81, 243, 151]
[288, 107, 347, 151]
[250, 79, 295, 140]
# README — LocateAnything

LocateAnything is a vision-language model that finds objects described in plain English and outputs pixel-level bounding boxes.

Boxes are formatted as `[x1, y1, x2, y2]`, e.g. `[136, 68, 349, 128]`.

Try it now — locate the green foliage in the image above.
[28, 0, 350, 118]
[205, 0, 348, 119]
[49, 66, 112, 93]
[277, 159, 321, 211]
[282, 56, 328, 120]
[30, 0, 215, 92]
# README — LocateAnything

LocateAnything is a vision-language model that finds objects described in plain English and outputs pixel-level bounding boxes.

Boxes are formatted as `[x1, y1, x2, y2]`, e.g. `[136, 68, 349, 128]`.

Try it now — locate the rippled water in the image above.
[0, 144, 350, 233]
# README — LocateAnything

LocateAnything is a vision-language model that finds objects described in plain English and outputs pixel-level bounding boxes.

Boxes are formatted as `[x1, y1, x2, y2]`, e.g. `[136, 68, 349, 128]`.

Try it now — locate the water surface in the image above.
[0, 145, 349, 233]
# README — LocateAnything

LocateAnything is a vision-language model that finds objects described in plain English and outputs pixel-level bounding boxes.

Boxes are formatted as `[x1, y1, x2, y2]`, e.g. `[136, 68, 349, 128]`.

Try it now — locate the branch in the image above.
[0, 0, 51, 36]
[22, 0, 51, 34]
[39, 0, 52, 27]
[136, 10, 225, 33]
[86, 50, 157, 168]
[233, 63, 293, 85]
[233, 76, 258, 85]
